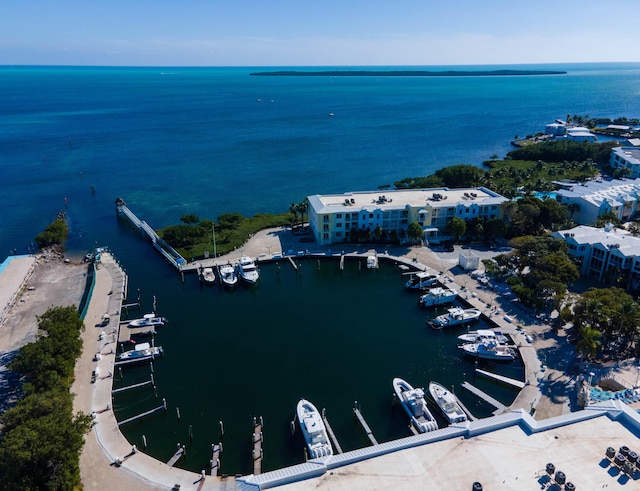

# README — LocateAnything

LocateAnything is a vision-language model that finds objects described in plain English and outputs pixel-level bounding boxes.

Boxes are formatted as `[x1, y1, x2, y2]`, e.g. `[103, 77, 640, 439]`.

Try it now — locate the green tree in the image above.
[180, 214, 199, 224]
[445, 217, 466, 241]
[575, 323, 602, 360]
[34, 219, 68, 248]
[406, 222, 424, 244]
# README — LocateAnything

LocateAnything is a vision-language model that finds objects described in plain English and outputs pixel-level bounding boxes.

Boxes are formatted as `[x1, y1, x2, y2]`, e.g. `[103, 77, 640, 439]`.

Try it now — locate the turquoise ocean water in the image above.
[1, 63, 640, 473]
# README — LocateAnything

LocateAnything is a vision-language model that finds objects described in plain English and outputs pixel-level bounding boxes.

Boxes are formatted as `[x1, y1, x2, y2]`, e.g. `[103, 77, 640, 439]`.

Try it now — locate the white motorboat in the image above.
[428, 381, 468, 424]
[219, 263, 238, 287]
[460, 342, 517, 361]
[419, 287, 458, 307]
[367, 255, 378, 269]
[297, 399, 333, 459]
[116, 342, 163, 364]
[236, 256, 260, 284]
[128, 313, 167, 328]
[458, 329, 510, 345]
[428, 307, 481, 329]
[202, 267, 216, 285]
[404, 270, 441, 290]
[393, 377, 438, 433]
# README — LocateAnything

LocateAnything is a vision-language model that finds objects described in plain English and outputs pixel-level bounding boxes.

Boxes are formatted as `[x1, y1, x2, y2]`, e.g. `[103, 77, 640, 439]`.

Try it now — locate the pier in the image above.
[321, 409, 343, 454]
[287, 256, 298, 271]
[475, 368, 526, 389]
[111, 376, 155, 394]
[117, 399, 167, 427]
[167, 445, 185, 467]
[353, 403, 378, 446]
[115, 197, 186, 270]
[252, 417, 264, 475]
[461, 381, 506, 415]
[210, 443, 222, 476]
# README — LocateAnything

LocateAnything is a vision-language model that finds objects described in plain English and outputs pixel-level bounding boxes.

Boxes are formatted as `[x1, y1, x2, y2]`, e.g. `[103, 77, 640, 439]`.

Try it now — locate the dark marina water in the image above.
[114, 255, 523, 474]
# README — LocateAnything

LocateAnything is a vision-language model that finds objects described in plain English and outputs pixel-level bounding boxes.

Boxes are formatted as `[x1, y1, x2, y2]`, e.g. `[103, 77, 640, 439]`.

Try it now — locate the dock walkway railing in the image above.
[115, 198, 186, 270]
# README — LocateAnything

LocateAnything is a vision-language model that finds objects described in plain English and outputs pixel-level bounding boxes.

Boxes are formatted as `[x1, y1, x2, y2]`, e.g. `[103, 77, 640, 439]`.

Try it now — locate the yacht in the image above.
[428, 381, 468, 424]
[460, 342, 517, 361]
[236, 256, 260, 284]
[419, 287, 458, 307]
[405, 270, 441, 290]
[393, 377, 438, 433]
[458, 329, 510, 345]
[128, 313, 168, 328]
[219, 263, 238, 287]
[116, 342, 163, 364]
[202, 267, 216, 285]
[297, 399, 333, 459]
[428, 307, 481, 329]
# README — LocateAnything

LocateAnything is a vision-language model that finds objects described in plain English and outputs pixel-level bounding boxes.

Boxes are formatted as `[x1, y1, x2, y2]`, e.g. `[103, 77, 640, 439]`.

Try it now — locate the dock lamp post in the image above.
[588, 372, 595, 387]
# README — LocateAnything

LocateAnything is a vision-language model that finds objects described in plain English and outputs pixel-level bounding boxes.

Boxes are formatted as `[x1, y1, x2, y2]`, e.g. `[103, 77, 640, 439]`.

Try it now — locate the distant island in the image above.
[250, 69, 567, 77]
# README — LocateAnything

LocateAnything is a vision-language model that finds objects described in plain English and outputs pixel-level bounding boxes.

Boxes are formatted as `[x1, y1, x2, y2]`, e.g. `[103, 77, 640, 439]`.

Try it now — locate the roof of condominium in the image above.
[613, 146, 640, 164]
[556, 178, 640, 208]
[554, 225, 640, 255]
[308, 187, 507, 214]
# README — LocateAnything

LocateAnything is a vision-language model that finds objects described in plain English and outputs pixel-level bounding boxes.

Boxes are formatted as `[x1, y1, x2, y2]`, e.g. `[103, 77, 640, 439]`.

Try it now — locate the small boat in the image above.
[428, 381, 468, 424]
[419, 287, 458, 307]
[458, 329, 510, 345]
[428, 307, 481, 329]
[366, 255, 378, 269]
[219, 263, 238, 287]
[236, 256, 260, 284]
[116, 342, 163, 364]
[460, 342, 516, 361]
[128, 313, 167, 328]
[392, 377, 438, 433]
[297, 399, 333, 459]
[202, 267, 216, 285]
[405, 270, 440, 289]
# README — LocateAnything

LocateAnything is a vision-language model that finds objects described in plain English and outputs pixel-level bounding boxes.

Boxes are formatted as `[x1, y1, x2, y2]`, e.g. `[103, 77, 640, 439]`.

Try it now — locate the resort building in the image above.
[610, 146, 640, 178]
[307, 187, 507, 246]
[554, 178, 640, 225]
[552, 224, 640, 287]
[565, 126, 597, 142]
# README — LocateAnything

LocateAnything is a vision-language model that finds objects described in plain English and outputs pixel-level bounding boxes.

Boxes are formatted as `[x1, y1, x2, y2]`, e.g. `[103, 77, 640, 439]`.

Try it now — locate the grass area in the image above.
[158, 212, 293, 260]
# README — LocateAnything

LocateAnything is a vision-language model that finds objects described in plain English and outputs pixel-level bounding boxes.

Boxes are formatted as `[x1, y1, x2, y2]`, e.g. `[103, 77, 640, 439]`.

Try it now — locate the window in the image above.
[323, 233, 329, 240]
[369, 213, 373, 219]
[323, 224, 329, 231]
[336, 223, 342, 228]
[336, 232, 342, 237]
[336, 213, 343, 219]
[323, 215, 329, 223]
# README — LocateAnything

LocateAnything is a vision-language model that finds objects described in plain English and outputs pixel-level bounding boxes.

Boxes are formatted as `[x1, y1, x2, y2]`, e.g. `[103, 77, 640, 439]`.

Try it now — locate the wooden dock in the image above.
[353, 405, 378, 445]
[321, 409, 343, 454]
[167, 445, 185, 467]
[111, 377, 154, 394]
[475, 368, 526, 389]
[339, 255, 345, 270]
[210, 443, 222, 476]
[287, 256, 298, 271]
[252, 417, 263, 475]
[461, 382, 506, 415]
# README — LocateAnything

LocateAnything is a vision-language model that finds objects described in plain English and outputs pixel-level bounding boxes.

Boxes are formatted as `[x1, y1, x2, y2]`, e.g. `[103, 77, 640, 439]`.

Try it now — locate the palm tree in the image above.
[289, 203, 298, 227]
[576, 323, 602, 360]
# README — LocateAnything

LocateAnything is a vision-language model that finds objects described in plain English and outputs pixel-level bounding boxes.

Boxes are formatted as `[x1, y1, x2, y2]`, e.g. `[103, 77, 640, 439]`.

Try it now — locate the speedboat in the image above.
[460, 342, 516, 361]
[428, 307, 481, 329]
[366, 255, 378, 269]
[419, 287, 458, 307]
[236, 256, 260, 284]
[393, 377, 438, 433]
[297, 399, 333, 459]
[458, 329, 510, 345]
[116, 342, 163, 364]
[219, 263, 238, 287]
[405, 270, 440, 289]
[202, 267, 216, 285]
[128, 313, 167, 328]
[428, 381, 468, 424]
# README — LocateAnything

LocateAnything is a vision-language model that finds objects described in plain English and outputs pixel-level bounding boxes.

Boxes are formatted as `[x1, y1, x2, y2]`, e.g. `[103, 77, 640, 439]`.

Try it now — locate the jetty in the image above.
[111, 375, 155, 394]
[461, 381, 506, 415]
[353, 403, 378, 446]
[252, 417, 264, 475]
[167, 445, 185, 467]
[475, 368, 526, 389]
[321, 409, 343, 454]
[115, 197, 186, 270]
[117, 399, 167, 427]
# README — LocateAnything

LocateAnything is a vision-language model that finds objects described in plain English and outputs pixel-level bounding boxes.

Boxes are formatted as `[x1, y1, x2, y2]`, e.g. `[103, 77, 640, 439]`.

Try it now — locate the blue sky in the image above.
[1, 1, 639, 66]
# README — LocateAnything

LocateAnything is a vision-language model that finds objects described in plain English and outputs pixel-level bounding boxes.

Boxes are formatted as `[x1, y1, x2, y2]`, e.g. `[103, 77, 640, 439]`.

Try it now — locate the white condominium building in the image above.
[307, 187, 507, 246]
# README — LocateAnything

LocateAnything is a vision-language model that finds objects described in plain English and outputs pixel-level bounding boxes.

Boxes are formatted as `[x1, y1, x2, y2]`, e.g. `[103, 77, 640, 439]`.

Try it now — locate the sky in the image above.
[1, 0, 639, 67]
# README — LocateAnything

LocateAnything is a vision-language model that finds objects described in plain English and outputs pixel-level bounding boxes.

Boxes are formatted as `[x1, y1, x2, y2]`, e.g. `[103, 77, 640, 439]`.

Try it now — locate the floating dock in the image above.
[353, 405, 378, 446]
[111, 376, 154, 395]
[322, 409, 343, 454]
[475, 368, 526, 389]
[461, 381, 506, 415]
[117, 399, 167, 427]
[210, 443, 222, 476]
[167, 445, 185, 467]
